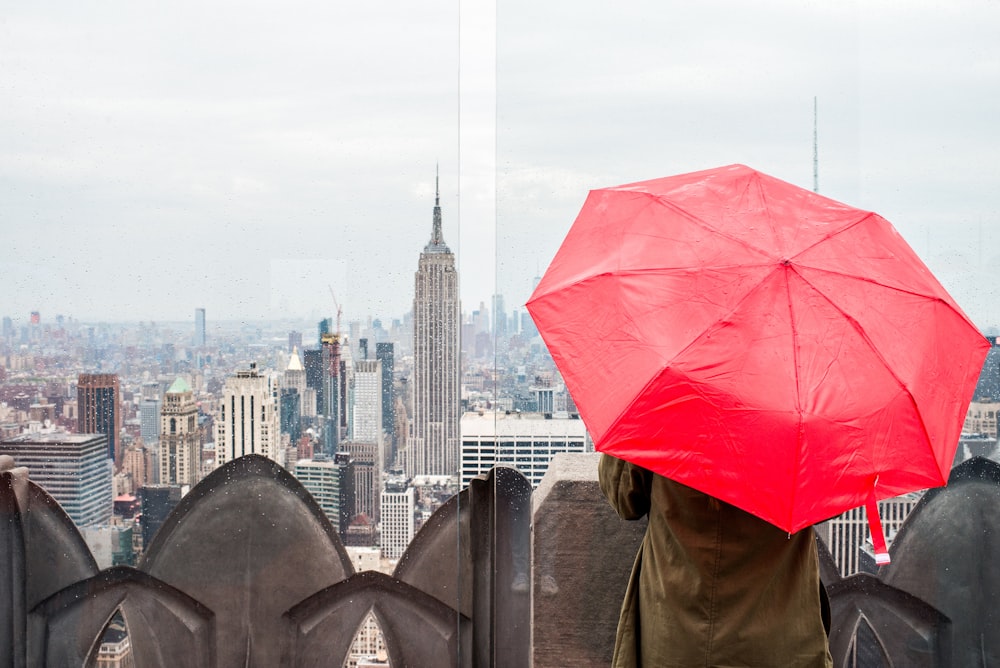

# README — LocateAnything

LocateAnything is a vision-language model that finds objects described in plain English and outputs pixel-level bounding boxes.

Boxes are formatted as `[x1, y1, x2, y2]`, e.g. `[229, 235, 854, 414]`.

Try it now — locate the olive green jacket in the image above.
[599, 454, 833, 668]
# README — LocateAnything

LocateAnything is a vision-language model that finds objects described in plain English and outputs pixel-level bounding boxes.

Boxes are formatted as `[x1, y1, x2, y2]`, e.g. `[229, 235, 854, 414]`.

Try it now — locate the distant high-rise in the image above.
[77, 373, 122, 467]
[159, 377, 202, 487]
[380, 472, 415, 560]
[303, 348, 324, 416]
[460, 411, 588, 488]
[288, 330, 303, 353]
[214, 364, 282, 467]
[321, 334, 342, 456]
[0, 432, 113, 527]
[352, 360, 383, 444]
[403, 174, 460, 477]
[194, 308, 206, 347]
[139, 397, 161, 446]
[294, 456, 344, 530]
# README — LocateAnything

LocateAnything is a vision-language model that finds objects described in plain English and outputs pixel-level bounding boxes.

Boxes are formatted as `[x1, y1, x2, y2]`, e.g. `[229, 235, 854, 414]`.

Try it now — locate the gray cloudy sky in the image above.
[3, 1, 999, 330]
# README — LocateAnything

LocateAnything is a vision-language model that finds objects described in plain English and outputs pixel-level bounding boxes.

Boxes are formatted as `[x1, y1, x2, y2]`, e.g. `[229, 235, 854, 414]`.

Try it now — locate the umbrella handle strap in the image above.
[866, 488, 891, 565]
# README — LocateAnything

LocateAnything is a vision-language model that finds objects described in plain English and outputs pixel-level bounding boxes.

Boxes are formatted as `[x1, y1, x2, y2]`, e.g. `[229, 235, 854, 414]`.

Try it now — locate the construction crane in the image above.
[327, 285, 342, 340]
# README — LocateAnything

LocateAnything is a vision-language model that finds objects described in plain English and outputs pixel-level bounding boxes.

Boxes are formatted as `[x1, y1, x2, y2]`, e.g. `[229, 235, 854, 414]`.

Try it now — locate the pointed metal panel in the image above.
[140, 454, 354, 667]
[284, 570, 469, 668]
[28, 566, 213, 667]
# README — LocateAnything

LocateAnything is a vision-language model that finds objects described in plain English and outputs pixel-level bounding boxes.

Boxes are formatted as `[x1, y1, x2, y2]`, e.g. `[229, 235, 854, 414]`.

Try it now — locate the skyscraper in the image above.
[77, 373, 122, 467]
[352, 359, 383, 444]
[139, 397, 161, 446]
[0, 432, 113, 527]
[380, 472, 415, 560]
[194, 308, 206, 347]
[159, 377, 202, 487]
[214, 364, 282, 467]
[403, 174, 460, 477]
[375, 342, 395, 444]
[321, 334, 342, 456]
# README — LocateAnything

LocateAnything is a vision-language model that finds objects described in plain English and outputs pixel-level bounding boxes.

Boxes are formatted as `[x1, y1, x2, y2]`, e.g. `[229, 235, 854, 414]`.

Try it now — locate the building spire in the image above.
[427, 165, 447, 251]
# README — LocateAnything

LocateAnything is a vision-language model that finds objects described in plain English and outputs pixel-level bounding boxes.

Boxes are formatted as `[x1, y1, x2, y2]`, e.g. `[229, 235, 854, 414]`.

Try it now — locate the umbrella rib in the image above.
[598, 263, 790, 451]
[783, 266, 806, 533]
[791, 267, 938, 469]
[640, 192, 775, 262]
[789, 264, 953, 305]
[787, 211, 874, 261]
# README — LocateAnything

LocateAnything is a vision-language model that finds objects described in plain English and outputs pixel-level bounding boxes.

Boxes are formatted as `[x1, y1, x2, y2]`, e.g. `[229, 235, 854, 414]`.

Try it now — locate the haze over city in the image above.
[2, 1, 998, 329]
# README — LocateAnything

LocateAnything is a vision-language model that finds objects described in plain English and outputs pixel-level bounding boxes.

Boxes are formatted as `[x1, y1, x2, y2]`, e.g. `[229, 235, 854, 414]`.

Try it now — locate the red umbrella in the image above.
[526, 164, 989, 564]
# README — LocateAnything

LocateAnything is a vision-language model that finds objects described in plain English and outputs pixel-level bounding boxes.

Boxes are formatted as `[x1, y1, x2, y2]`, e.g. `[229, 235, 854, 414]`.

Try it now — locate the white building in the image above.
[817, 494, 922, 577]
[352, 359, 383, 445]
[215, 364, 282, 467]
[460, 411, 589, 488]
[380, 474, 415, 560]
[964, 400, 999, 438]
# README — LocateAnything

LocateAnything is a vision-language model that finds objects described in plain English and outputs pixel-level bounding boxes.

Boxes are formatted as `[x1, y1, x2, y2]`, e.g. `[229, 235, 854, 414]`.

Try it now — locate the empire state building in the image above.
[404, 175, 460, 477]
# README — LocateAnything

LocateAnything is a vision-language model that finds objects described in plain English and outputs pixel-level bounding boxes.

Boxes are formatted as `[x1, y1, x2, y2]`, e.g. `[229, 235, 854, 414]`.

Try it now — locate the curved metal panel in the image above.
[140, 454, 354, 666]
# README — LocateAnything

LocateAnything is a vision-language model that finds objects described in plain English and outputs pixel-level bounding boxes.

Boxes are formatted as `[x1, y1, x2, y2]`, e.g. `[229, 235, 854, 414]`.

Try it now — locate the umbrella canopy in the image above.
[527, 164, 989, 558]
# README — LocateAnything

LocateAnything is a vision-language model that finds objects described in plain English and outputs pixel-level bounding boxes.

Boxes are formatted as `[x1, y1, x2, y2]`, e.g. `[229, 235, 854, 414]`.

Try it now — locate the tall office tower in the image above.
[214, 364, 282, 467]
[295, 452, 354, 538]
[295, 456, 344, 530]
[460, 411, 589, 488]
[0, 432, 113, 526]
[380, 473, 415, 559]
[339, 342, 354, 438]
[404, 175, 460, 477]
[280, 388, 302, 444]
[194, 308, 206, 347]
[77, 373, 122, 468]
[284, 348, 314, 418]
[139, 397, 161, 446]
[303, 348, 324, 415]
[342, 440, 380, 523]
[321, 334, 342, 456]
[375, 343, 395, 443]
[159, 377, 202, 487]
[288, 330, 303, 353]
[492, 293, 507, 341]
[352, 360, 383, 444]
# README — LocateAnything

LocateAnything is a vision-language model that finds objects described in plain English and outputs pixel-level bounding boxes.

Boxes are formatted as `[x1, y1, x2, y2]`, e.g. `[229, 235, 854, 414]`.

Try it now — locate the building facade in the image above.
[214, 364, 282, 467]
[352, 359, 383, 445]
[380, 474, 415, 560]
[295, 456, 344, 530]
[375, 342, 395, 450]
[139, 398, 161, 446]
[159, 377, 201, 487]
[404, 177, 460, 477]
[77, 373, 122, 467]
[818, 494, 922, 577]
[0, 432, 113, 527]
[460, 411, 589, 488]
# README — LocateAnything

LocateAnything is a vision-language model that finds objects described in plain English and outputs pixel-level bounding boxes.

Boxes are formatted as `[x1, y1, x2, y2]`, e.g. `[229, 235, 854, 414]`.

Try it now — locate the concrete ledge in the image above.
[531, 453, 646, 667]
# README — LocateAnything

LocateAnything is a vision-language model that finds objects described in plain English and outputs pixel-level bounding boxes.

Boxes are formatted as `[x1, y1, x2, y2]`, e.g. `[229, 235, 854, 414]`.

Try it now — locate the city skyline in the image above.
[3, 2, 999, 329]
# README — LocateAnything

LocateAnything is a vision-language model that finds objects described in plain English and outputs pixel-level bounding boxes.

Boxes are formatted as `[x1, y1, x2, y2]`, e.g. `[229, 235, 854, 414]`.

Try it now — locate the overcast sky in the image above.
[3, 1, 999, 331]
